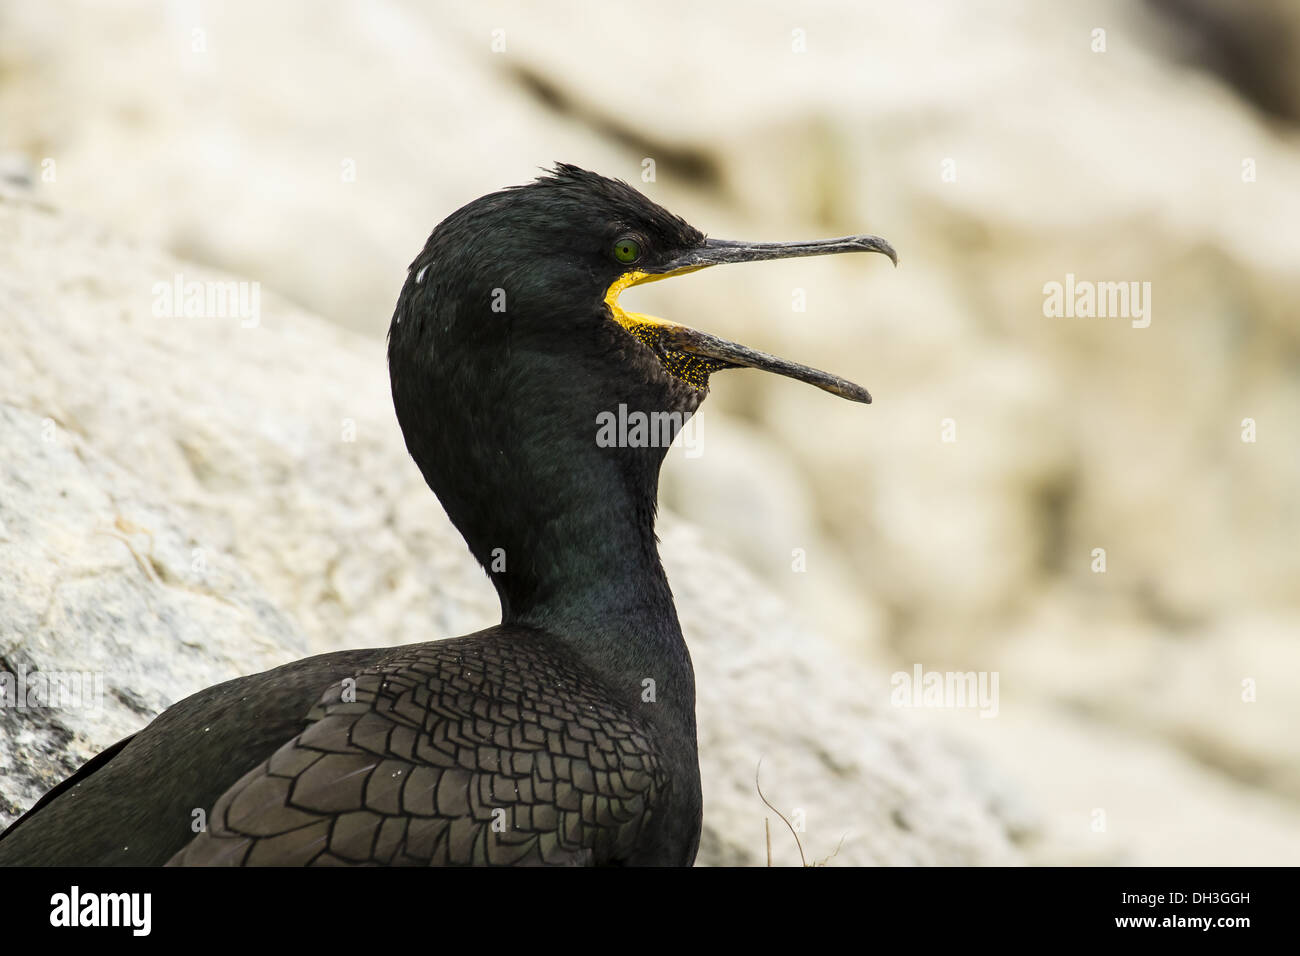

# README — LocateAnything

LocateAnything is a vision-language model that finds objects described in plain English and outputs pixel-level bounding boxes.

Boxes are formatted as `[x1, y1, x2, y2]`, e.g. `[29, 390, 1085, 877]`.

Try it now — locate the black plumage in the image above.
[0, 165, 893, 866]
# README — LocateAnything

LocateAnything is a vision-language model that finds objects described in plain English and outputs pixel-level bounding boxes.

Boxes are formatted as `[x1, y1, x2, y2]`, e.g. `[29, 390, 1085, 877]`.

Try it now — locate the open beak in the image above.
[658, 234, 897, 273]
[611, 234, 896, 404]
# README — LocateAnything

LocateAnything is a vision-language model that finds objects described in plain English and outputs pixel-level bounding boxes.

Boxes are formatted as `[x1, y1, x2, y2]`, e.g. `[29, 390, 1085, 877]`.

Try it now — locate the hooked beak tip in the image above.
[850, 235, 898, 267]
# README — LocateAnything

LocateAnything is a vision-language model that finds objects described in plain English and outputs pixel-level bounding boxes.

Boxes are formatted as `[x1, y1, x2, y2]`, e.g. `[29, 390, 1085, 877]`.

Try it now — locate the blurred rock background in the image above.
[2, 0, 1298, 864]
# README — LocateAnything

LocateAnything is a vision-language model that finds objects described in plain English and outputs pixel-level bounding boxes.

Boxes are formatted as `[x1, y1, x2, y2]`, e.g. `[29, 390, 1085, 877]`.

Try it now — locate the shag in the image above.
[0, 165, 895, 866]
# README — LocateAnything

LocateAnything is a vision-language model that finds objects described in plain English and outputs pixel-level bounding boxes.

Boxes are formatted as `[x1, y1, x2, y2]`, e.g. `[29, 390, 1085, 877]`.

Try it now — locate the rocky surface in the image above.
[2, 0, 1298, 864]
[0, 190, 1021, 865]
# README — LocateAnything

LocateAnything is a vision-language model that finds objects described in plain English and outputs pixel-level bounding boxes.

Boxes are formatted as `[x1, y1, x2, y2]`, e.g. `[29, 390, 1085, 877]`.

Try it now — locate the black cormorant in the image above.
[0, 164, 895, 866]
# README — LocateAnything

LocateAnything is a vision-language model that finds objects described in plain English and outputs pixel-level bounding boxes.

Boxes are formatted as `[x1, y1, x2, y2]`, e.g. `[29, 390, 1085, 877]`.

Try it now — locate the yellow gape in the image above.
[603, 269, 721, 390]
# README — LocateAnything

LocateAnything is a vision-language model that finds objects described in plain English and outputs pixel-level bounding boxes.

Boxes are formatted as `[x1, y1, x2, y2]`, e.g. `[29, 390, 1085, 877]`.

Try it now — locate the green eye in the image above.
[612, 237, 641, 264]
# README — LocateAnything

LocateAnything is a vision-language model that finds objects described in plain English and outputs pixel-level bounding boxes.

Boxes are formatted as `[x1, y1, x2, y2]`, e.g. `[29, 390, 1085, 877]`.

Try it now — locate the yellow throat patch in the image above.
[603, 269, 723, 391]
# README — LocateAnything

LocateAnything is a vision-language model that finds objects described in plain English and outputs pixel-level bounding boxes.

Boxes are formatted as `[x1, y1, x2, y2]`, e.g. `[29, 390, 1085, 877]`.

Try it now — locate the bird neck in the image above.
[502, 457, 694, 722]
[389, 336, 697, 734]
[493, 433, 695, 724]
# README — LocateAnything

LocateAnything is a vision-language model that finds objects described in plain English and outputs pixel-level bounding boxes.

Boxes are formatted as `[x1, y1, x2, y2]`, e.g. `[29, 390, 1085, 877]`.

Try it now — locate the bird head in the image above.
[387, 166, 895, 618]
[391, 164, 894, 419]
